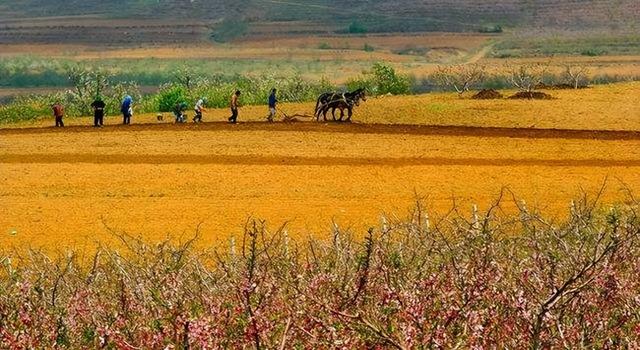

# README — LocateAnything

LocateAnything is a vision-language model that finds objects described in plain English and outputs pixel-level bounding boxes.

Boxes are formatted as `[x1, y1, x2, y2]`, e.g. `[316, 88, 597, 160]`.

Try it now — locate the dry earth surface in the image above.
[2, 84, 640, 253]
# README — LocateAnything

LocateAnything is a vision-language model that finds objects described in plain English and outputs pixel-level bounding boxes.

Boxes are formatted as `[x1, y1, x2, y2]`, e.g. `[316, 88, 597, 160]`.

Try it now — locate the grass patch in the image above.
[492, 34, 640, 57]
[210, 19, 249, 43]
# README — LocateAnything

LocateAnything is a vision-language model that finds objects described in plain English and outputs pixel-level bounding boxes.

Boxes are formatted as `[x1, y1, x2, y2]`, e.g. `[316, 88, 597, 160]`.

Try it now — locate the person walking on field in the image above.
[91, 96, 106, 127]
[267, 88, 278, 122]
[193, 97, 206, 123]
[51, 101, 65, 127]
[121, 95, 133, 125]
[228, 90, 241, 124]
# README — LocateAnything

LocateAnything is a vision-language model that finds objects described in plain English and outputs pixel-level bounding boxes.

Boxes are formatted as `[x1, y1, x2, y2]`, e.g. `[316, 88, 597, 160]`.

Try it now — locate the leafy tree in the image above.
[347, 63, 411, 95]
[370, 62, 411, 95]
[155, 84, 189, 112]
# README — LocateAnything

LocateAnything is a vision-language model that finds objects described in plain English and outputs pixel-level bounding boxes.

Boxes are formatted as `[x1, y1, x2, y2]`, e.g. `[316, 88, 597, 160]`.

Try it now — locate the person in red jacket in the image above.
[51, 101, 65, 127]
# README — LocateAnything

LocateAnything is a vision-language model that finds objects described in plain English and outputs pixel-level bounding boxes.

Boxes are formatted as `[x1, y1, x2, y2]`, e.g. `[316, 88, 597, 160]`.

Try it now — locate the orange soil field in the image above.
[9, 82, 640, 131]
[2, 85, 640, 253]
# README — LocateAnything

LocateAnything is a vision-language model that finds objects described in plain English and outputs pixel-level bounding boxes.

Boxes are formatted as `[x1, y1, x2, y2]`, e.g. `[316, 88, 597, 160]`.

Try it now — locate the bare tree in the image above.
[562, 64, 590, 89]
[506, 62, 548, 93]
[433, 64, 486, 97]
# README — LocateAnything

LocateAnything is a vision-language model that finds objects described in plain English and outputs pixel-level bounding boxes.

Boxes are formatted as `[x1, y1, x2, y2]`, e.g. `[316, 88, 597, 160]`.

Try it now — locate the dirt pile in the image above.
[508, 91, 554, 100]
[472, 89, 503, 99]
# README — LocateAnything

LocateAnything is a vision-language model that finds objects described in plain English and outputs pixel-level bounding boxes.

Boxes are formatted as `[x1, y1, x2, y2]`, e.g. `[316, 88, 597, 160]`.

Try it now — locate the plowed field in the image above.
[2, 120, 639, 253]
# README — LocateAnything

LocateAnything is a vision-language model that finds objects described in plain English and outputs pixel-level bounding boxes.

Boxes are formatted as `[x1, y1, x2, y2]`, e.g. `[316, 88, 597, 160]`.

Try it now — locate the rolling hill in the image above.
[0, 0, 638, 46]
[2, 0, 638, 29]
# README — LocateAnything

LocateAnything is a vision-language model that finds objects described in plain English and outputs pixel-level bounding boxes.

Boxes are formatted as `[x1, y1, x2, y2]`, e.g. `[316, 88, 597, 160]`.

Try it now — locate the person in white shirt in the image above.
[193, 97, 206, 123]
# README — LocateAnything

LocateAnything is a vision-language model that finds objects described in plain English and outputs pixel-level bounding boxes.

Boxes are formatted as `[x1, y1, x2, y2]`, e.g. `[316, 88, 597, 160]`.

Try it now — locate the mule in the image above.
[316, 88, 366, 122]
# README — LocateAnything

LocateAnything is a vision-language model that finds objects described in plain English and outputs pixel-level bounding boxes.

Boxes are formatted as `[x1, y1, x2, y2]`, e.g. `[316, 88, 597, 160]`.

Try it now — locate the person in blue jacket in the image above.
[121, 95, 133, 125]
[267, 88, 278, 122]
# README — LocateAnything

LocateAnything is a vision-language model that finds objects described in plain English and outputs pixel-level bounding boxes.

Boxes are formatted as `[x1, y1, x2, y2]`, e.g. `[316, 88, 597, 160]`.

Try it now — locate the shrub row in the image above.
[1, 196, 639, 348]
[0, 63, 412, 123]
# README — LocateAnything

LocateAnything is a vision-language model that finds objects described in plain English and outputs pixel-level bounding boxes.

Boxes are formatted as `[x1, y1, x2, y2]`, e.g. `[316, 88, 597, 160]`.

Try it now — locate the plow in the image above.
[277, 108, 316, 122]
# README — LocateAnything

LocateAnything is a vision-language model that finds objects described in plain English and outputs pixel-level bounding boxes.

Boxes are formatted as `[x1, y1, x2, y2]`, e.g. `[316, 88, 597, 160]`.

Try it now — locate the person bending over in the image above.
[193, 97, 206, 123]
[121, 95, 133, 125]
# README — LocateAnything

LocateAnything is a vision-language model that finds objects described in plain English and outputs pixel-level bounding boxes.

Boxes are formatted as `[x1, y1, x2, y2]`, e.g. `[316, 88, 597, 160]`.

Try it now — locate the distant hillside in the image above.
[0, 0, 637, 45]
[2, 0, 638, 30]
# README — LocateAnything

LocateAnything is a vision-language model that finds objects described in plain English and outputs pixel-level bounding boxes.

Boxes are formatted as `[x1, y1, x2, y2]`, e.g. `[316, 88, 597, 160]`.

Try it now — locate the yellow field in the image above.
[1, 84, 639, 253]
[10, 82, 640, 131]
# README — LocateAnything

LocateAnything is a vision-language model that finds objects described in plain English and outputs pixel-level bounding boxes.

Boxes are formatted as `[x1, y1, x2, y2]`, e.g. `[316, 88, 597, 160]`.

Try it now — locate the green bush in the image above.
[478, 25, 503, 33]
[0, 96, 48, 124]
[363, 43, 375, 52]
[581, 48, 606, 56]
[347, 21, 368, 34]
[155, 84, 189, 112]
[210, 19, 249, 43]
[348, 62, 410, 95]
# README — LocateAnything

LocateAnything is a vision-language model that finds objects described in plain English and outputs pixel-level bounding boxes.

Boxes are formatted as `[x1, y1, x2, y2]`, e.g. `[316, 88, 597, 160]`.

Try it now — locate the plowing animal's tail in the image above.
[314, 96, 323, 118]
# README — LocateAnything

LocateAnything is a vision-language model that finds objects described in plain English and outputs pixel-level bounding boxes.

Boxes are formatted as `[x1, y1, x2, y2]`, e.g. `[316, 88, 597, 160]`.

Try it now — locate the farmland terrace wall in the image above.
[527, 0, 640, 29]
[0, 22, 211, 46]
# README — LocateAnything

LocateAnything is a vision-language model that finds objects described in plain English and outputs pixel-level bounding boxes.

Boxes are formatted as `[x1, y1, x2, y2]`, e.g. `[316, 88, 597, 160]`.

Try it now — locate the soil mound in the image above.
[508, 91, 554, 100]
[472, 89, 503, 99]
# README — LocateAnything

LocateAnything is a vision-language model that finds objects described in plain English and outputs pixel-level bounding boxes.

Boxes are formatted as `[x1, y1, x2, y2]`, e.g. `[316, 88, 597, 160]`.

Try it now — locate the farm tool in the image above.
[277, 108, 316, 122]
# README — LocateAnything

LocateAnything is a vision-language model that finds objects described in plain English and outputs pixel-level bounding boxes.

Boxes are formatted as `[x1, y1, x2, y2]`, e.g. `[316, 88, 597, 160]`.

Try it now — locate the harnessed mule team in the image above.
[313, 88, 367, 122]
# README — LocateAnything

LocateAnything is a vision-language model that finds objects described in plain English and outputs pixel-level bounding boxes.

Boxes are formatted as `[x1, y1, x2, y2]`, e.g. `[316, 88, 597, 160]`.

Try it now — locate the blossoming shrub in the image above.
[1, 197, 639, 348]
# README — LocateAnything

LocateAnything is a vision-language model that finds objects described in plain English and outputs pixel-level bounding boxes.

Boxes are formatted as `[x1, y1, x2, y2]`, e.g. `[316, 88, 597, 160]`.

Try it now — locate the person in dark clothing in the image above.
[174, 101, 188, 123]
[121, 95, 133, 125]
[228, 90, 241, 124]
[91, 97, 106, 127]
[52, 101, 65, 127]
[267, 88, 278, 122]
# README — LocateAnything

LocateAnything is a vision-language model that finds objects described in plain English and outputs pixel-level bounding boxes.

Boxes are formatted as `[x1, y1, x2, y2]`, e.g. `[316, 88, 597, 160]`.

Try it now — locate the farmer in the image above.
[193, 97, 206, 123]
[90, 96, 106, 127]
[51, 101, 65, 127]
[267, 88, 278, 122]
[173, 101, 188, 123]
[228, 90, 241, 124]
[120, 95, 133, 125]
